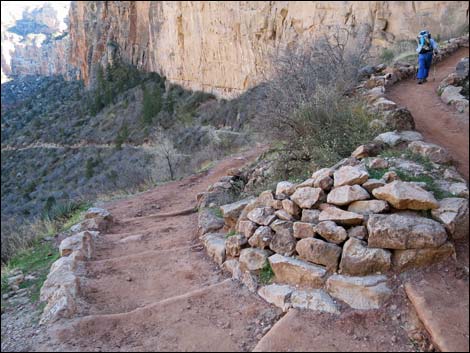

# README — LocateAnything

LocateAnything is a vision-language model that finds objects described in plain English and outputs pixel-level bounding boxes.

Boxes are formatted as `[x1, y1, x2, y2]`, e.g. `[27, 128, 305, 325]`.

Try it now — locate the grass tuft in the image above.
[259, 261, 275, 285]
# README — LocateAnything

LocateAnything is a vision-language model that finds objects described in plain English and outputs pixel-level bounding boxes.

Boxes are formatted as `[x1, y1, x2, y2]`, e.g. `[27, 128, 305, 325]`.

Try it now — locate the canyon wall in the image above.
[68, 1, 469, 97]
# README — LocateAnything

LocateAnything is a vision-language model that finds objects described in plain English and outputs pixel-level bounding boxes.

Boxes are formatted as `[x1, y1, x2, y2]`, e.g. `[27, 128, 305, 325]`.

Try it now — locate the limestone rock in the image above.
[431, 198, 469, 239]
[408, 141, 452, 164]
[281, 199, 301, 217]
[382, 171, 400, 183]
[392, 242, 455, 272]
[449, 183, 469, 199]
[220, 197, 256, 229]
[326, 274, 391, 310]
[373, 97, 397, 111]
[247, 207, 276, 226]
[368, 158, 389, 169]
[293, 222, 316, 239]
[239, 248, 270, 271]
[381, 107, 416, 131]
[275, 209, 295, 221]
[248, 226, 273, 249]
[296, 238, 342, 271]
[347, 200, 389, 215]
[85, 207, 113, 221]
[276, 181, 295, 197]
[318, 206, 364, 225]
[374, 130, 423, 146]
[340, 238, 391, 276]
[314, 221, 348, 244]
[258, 190, 283, 209]
[222, 259, 242, 280]
[258, 284, 293, 312]
[270, 220, 296, 256]
[301, 209, 321, 224]
[290, 187, 324, 209]
[327, 185, 370, 206]
[333, 165, 369, 187]
[40, 287, 77, 324]
[372, 181, 439, 210]
[290, 289, 339, 314]
[351, 143, 382, 159]
[202, 233, 226, 265]
[268, 254, 327, 288]
[296, 178, 315, 189]
[348, 225, 368, 240]
[313, 175, 334, 191]
[311, 168, 333, 180]
[198, 208, 224, 237]
[363, 179, 386, 193]
[367, 214, 447, 249]
[237, 220, 258, 239]
[59, 231, 94, 259]
[241, 271, 258, 293]
[225, 234, 248, 257]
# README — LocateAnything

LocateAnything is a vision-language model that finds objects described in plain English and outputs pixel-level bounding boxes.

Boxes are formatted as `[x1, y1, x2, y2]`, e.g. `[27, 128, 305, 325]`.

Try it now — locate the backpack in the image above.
[417, 31, 432, 53]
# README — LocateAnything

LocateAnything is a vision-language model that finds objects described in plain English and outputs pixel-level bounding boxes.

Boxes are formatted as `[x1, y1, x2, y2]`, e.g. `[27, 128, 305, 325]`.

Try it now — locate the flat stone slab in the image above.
[405, 275, 469, 352]
[268, 254, 326, 287]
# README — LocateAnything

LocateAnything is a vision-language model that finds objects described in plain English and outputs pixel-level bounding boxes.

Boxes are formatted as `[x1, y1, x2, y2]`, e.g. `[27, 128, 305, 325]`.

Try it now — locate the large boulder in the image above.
[347, 200, 389, 215]
[408, 141, 452, 164]
[225, 234, 248, 257]
[314, 221, 348, 244]
[198, 208, 224, 237]
[269, 254, 327, 288]
[270, 220, 297, 256]
[296, 238, 342, 271]
[326, 274, 391, 310]
[339, 238, 391, 276]
[220, 197, 256, 229]
[247, 207, 276, 226]
[318, 206, 364, 226]
[362, 179, 386, 193]
[372, 181, 439, 210]
[290, 187, 324, 209]
[327, 185, 370, 206]
[248, 226, 273, 249]
[392, 242, 455, 272]
[431, 198, 469, 239]
[239, 248, 270, 271]
[333, 165, 369, 187]
[367, 214, 448, 249]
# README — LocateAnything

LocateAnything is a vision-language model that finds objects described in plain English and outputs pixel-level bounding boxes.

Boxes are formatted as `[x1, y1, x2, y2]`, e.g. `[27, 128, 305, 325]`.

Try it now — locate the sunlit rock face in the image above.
[68, 1, 469, 97]
[1, 1, 72, 82]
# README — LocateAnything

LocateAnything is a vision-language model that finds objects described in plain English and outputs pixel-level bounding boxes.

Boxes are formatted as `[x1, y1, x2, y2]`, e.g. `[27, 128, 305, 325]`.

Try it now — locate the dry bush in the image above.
[252, 25, 379, 178]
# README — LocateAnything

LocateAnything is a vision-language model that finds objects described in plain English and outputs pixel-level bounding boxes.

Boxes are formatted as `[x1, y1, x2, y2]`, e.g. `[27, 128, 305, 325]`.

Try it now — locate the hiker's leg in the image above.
[423, 52, 433, 79]
[417, 54, 427, 79]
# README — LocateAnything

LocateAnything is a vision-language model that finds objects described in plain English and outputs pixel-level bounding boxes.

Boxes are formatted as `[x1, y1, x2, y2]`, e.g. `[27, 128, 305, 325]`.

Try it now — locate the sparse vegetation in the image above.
[259, 261, 275, 285]
[225, 230, 237, 238]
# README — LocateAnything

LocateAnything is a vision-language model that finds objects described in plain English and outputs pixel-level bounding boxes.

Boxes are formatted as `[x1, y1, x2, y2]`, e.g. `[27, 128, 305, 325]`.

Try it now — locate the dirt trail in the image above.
[39, 146, 285, 352]
[387, 47, 470, 180]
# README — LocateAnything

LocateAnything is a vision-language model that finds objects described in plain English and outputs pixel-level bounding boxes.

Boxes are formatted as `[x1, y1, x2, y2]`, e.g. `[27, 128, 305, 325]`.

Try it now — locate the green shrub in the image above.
[142, 83, 163, 125]
[115, 123, 130, 150]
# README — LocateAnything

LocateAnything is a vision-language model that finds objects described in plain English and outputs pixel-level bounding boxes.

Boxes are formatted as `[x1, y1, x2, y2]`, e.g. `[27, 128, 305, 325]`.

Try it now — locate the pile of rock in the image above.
[438, 56, 469, 114]
[39, 207, 113, 324]
[198, 136, 469, 313]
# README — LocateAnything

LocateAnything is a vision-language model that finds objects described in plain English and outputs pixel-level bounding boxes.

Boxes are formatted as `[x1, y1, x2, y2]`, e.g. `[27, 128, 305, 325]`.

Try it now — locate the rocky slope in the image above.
[68, 1, 469, 97]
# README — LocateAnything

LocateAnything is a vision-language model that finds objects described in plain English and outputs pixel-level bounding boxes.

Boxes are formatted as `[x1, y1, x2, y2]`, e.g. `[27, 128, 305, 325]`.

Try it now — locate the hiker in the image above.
[416, 30, 439, 84]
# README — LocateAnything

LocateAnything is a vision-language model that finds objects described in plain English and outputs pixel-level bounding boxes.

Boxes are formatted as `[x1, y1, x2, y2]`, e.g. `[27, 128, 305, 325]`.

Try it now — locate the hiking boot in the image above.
[423, 78, 427, 83]
[417, 79, 423, 84]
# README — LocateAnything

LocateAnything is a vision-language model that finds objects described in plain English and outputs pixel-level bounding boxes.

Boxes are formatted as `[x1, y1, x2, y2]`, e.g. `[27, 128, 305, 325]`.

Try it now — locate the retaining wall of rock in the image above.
[197, 34, 469, 313]
[39, 207, 113, 324]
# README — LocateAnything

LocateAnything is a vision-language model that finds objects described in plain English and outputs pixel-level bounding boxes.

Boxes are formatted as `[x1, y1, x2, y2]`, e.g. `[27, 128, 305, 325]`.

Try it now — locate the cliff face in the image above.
[68, 1, 469, 97]
[1, 2, 72, 82]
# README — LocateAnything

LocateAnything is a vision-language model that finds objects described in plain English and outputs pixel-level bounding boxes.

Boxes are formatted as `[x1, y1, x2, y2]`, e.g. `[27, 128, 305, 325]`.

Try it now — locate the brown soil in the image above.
[386, 47, 470, 180]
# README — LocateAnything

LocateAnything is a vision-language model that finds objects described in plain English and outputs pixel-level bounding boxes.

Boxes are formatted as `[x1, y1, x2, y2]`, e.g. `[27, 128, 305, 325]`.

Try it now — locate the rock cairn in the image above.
[39, 207, 113, 324]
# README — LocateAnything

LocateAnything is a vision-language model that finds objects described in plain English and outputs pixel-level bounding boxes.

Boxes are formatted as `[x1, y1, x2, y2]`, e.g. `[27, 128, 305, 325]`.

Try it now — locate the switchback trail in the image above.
[387, 47, 470, 180]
